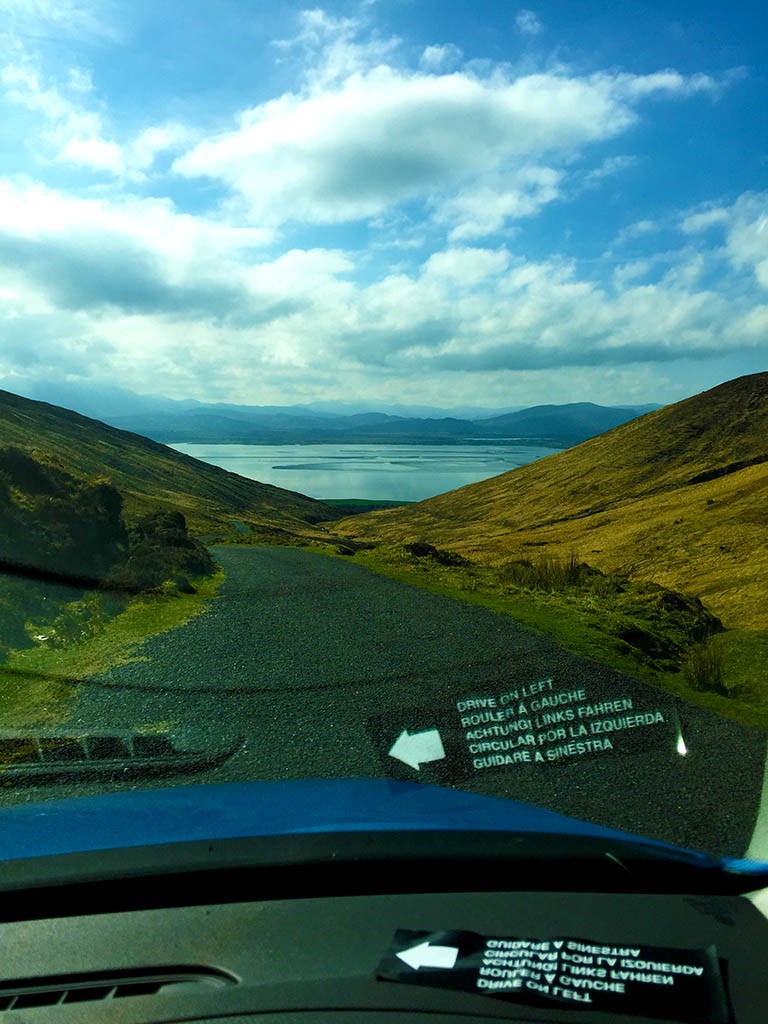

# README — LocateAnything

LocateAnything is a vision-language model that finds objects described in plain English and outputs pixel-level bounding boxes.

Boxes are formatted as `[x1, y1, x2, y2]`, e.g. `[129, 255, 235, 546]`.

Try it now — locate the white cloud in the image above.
[66, 65, 93, 93]
[0, 6, 758, 407]
[176, 65, 692, 232]
[612, 219, 659, 248]
[516, 10, 543, 38]
[273, 7, 400, 90]
[2, 60, 98, 127]
[127, 122, 192, 172]
[0, 178, 274, 320]
[0, 0, 119, 42]
[423, 247, 510, 284]
[1, 58, 189, 180]
[2, 59, 119, 169]
[436, 167, 563, 240]
[680, 193, 768, 288]
[723, 193, 768, 288]
[682, 208, 730, 233]
[612, 259, 653, 287]
[584, 154, 637, 184]
[733, 304, 768, 339]
[1, 191, 763, 405]
[420, 44, 462, 72]
[58, 134, 124, 173]
[615, 69, 723, 99]
[174, 9, 734, 241]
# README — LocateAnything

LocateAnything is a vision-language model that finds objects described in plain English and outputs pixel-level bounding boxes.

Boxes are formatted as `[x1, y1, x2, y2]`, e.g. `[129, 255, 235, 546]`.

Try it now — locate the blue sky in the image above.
[0, 0, 765, 408]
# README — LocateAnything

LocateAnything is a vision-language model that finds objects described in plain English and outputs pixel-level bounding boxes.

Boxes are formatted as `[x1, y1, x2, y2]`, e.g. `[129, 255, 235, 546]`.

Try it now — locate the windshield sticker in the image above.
[369, 674, 678, 780]
[377, 930, 731, 1024]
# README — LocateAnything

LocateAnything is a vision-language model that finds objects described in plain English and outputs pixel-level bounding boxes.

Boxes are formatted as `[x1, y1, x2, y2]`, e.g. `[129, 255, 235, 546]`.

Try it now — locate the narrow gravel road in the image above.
[21, 546, 768, 856]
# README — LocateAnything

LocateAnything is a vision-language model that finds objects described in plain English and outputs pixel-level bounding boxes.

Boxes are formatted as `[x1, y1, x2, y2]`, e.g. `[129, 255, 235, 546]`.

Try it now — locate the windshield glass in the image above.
[0, 0, 766, 864]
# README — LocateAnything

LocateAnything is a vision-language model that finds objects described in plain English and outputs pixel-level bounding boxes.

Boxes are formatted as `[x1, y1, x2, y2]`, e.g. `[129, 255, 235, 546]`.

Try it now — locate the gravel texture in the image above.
[12, 546, 766, 857]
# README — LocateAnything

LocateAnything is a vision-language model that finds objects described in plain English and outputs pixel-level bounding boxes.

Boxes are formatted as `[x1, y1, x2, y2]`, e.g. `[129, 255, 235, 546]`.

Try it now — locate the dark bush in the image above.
[616, 624, 678, 662]
[109, 511, 214, 591]
[0, 448, 213, 656]
[0, 447, 67, 497]
[499, 553, 588, 592]
[683, 639, 727, 695]
[403, 541, 470, 566]
[173, 575, 196, 594]
[0, 448, 128, 579]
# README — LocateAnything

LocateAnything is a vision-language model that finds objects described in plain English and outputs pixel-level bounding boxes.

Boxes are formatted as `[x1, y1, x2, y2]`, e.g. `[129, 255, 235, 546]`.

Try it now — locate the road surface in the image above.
[9, 546, 768, 857]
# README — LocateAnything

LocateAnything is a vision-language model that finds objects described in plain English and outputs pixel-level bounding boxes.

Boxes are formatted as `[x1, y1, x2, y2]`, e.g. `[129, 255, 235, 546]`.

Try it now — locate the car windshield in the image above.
[0, 0, 766, 865]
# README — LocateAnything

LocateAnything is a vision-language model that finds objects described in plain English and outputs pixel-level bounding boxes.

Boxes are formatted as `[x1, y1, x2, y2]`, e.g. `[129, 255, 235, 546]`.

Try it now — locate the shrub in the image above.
[403, 541, 469, 567]
[499, 552, 586, 592]
[683, 638, 727, 695]
[108, 511, 214, 591]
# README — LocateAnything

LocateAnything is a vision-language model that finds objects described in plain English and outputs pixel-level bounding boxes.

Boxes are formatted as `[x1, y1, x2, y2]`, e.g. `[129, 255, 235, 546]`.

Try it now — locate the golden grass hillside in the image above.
[333, 373, 768, 629]
[0, 389, 333, 540]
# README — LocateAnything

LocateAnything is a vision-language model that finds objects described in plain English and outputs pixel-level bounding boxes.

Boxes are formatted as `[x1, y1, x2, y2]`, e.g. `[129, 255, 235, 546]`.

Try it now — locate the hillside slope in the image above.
[334, 374, 768, 628]
[0, 390, 333, 540]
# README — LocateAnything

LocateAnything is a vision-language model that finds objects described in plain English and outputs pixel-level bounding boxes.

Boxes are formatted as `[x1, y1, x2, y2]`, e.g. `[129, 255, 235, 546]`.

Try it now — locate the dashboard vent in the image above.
[0, 966, 237, 1010]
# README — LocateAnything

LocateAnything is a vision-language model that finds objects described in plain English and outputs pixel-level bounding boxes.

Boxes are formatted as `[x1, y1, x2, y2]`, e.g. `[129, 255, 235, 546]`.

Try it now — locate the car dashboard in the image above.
[0, 831, 765, 1024]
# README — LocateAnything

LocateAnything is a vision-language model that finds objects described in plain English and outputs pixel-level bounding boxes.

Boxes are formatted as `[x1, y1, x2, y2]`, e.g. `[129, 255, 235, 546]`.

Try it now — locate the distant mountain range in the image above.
[0, 379, 659, 447]
[95, 402, 659, 446]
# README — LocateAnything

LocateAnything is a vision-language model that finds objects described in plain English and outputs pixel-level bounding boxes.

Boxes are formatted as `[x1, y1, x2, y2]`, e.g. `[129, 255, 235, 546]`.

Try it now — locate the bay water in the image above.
[171, 442, 561, 502]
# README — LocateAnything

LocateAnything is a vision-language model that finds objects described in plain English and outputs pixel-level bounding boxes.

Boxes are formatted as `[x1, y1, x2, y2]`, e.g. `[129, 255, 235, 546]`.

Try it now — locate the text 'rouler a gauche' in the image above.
[456, 678, 668, 770]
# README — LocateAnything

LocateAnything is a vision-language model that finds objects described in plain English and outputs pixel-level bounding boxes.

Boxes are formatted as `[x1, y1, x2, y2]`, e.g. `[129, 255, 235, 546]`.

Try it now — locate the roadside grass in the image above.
[0, 568, 225, 726]
[309, 542, 768, 732]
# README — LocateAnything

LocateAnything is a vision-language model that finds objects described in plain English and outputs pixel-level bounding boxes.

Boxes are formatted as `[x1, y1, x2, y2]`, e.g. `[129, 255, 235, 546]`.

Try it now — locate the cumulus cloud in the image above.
[0, 5, 757, 406]
[2, 173, 763, 397]
[420, 43, 462, 71]
[173, 6, 733, 244]
[175, 64, 713, 234]
[614, 69, 724, 100]
[679, 193, 767, 287]
[423, 247, 510, 283]
[0, 179, 277, 320]
[682, 208, 730, 233]
[722, 194, 768, 288]
[515, 10, 543, 38]
[1, 58, 188, 180]
[583, 154, 637, 184]
[611, 219, 660, 248]
[272, 7, 400, 90]
[435, 167, 563, 240]
[0, 0, 118, 42]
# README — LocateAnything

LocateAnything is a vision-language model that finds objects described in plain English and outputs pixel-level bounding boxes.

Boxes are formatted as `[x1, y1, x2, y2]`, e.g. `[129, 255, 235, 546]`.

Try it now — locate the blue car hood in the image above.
[0, 777, 763, 876]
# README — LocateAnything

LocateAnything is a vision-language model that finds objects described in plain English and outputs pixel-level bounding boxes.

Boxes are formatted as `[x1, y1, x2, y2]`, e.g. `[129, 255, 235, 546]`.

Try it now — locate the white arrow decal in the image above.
[388, 728, 446, 770]
[396, 941, 459, 971]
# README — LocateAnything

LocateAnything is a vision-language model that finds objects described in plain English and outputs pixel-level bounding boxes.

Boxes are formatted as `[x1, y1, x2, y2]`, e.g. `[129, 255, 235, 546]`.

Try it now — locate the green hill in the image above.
[0, 389, 334, 542]
[478, 402, 647, 442]
[334, 374, 768, 630]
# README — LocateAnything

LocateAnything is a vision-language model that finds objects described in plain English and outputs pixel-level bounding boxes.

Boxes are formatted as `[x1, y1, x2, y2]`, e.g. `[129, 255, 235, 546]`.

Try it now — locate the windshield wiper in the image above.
[0, 731, 243, 785]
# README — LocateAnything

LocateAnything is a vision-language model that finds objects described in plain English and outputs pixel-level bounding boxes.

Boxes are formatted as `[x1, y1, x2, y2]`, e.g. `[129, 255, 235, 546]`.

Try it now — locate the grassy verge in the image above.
[310, 542, 768, 732]
[0, 568, 225, 726]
